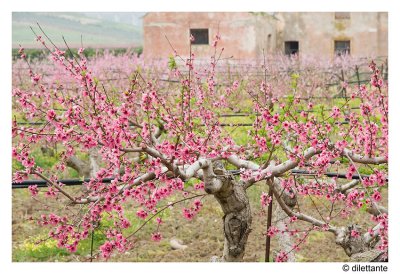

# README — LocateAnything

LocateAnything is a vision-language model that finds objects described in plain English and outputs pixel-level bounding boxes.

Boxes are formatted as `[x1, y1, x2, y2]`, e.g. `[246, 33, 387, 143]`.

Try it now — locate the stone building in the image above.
[143, 12, 388, 61]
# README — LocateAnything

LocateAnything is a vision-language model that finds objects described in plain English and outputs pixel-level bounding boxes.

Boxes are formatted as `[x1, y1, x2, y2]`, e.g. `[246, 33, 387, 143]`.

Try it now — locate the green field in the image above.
[12, 12, 143, 48]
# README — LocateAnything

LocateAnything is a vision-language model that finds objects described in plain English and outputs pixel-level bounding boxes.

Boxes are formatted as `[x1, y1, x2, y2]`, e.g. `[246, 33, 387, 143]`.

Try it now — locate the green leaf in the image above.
[168, 55, 177, 70]
[290, 73, 300, 90]
[359, 200, 368, 212]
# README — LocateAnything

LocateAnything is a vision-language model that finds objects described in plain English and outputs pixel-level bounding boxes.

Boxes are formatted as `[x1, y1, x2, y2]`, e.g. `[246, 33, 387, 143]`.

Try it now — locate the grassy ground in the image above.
[12, 181, 387, 262]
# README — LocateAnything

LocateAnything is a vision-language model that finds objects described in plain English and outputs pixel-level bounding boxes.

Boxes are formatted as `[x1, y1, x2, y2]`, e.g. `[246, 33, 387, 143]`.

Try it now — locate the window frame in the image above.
[334, 40, 351, 56]
[335, 12, 351, 20]
[284, 41, 299, 56]
[190, 28, 209, 45]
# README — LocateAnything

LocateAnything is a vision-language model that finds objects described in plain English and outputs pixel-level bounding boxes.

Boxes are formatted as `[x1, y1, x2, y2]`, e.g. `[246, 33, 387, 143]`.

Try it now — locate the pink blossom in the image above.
[136, 209, 148, 220]
[351, 229, 360, 238]
[151, 232, 162, 242]
[46, 109, 57, 121]
[45, 187, 57, 197]
[100, 241, 114, 258]
[260, 192, 272, 208]
[331, 106, 341, 118]
[372, 190, 382, 202]
[28, 185, 39, 196]
[289, 216, 298, 223]
[266, 226, 280, 237]
[275, 251, 288, 262]
[182, 208, 194, 220]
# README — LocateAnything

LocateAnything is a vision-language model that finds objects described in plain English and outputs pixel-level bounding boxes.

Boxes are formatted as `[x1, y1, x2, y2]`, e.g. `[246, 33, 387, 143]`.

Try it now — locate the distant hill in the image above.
[12, 12, 144, 49]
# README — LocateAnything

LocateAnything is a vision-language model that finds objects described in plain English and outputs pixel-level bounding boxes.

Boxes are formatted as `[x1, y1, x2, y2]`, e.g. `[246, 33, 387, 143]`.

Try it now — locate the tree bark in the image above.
[88, 148, 101, 177]
[335, 225, 387, 262]
[65, 156, 91, 177]
[273, 202, 296, 262]
[203, 161, 252, 262]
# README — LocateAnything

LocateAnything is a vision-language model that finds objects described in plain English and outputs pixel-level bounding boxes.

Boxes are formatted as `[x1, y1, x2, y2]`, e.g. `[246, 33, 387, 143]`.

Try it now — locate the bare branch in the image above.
[226, 155, 259, 170]
[183, 159, 211, 179]
[245, 147, 317, 188]
[75, 168, 165, 204]
[65, 156, 90, 177]
[33, 171, 76, 203]
[269, 178, 338, 234]
[142, 146, 183, 177]
[363, 223, 382, 244]
[366, 204, 388, 216]
[338, 179, 360, 193]
[122, 147, 143, 153]
[343, 148, 387, 164]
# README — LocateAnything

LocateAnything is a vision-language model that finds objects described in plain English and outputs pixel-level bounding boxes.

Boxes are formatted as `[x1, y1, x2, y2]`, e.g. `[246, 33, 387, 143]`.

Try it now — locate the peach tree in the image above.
[12, 30, 388, 262]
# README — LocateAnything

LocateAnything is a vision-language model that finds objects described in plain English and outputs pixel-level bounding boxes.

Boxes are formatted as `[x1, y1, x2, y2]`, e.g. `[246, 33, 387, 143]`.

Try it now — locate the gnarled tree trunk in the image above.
[203, 161, 252, 262]
[335, 225, 387, 262]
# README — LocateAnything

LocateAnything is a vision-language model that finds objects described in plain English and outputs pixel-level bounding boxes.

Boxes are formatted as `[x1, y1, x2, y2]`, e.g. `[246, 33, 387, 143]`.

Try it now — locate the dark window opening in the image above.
[190, 29, 209, 45]
[334, 40, 350, 56]
[285, 41, 299, 55]
[335, 12, 350, 20]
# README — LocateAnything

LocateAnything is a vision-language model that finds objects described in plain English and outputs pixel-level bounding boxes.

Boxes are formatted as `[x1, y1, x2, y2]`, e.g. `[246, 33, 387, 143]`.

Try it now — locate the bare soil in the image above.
[12, 184, 387, 262]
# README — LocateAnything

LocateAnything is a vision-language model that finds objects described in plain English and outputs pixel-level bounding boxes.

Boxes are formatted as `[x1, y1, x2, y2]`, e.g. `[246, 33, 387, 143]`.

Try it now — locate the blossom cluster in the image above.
[12, 31, 388, 261]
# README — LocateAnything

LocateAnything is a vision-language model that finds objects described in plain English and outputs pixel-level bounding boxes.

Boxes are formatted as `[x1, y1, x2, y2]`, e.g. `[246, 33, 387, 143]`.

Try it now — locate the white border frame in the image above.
[1, 1, 398, 274]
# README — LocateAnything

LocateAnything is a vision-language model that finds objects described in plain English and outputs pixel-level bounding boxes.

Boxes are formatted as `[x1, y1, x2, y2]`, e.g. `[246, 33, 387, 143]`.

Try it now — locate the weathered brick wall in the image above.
[143, 12, 388, 61]
[277, 12, 388, 58]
